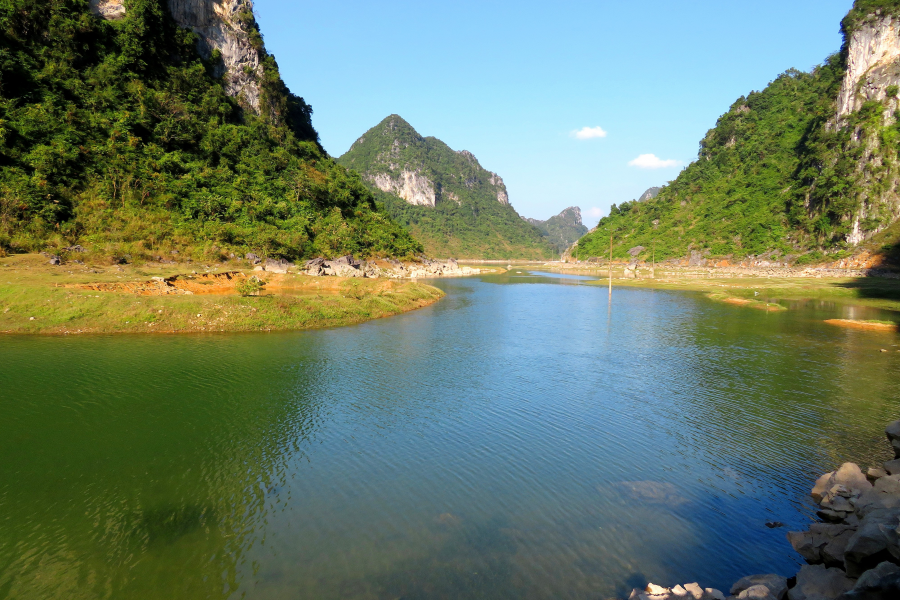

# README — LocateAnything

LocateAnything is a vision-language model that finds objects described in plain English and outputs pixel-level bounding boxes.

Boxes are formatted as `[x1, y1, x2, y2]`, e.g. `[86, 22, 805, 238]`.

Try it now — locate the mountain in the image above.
[576, 0, 900, 266]
[638, 187, 661, 202]
[527, 207, 588, 254]
[338, 115, 555, 259]
[0, 0, 420, 261]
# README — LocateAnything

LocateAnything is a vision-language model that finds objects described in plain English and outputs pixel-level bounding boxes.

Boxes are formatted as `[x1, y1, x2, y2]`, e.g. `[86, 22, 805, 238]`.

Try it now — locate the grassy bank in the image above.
[524, 263, 900, 312]
[0, 255, 444, 335]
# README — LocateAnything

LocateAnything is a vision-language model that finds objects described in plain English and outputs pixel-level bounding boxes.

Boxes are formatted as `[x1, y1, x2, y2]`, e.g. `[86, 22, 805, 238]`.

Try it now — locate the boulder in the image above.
[788, 565, 855, 600]
[868, 467, 889, 482]
[843, 507, 900, 577]
[887, 421, 900, 459]
[738, 585, 777, 599]
[245, 253, 261, 264]
[837, 561, 900, 599]
[884, 459, 900, 476]
[49, 255, 62, 265]
[854, 475, 900, 516]
[264, 258, 294, 274]
[731, 574, 788, 599]
[822, 529, 857, 568]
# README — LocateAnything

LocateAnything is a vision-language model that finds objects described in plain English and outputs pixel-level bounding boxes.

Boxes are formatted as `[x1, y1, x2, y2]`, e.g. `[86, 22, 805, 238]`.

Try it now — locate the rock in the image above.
[766, 522, 786, 529]
[264, 258, 294, 274]
[788, 565, 855, 600]
[884, 459, 900, 475]
[813, 473, 836, 503]
[683, 583, 705, 599]
[64, 245, 86, 253]
[843, 507, 900, 577]
[833, 463, 872, 493]
[49, 255, 62, 265]
[647, 583, 669, 595]
[731, 574, 788, 600]
[706, 589, 727, 600]
[789, 524, 855, 564]
[855, 475, 900, 516]
[738, 584, 777, 599]
[887, 421, 900, 459]
[837, 561, 900, 599]
[822, 529, 857, 568]
[245, 253, 261, 264]
[868, 467, 889, 482]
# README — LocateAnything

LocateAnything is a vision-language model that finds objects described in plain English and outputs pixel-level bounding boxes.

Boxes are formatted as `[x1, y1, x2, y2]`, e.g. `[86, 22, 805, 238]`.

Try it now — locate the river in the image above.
[1, 270, 898, 599]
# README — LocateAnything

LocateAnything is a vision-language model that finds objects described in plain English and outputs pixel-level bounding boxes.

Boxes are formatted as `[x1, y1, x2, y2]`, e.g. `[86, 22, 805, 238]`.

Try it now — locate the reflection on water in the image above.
[1, 272, 898, 599]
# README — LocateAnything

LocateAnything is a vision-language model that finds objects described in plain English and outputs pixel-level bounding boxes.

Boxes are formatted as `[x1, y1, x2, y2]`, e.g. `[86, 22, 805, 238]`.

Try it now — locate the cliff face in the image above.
[90, 0, 264, 113]
[837, 16, 900, 120]
[824, 12, 900, 245]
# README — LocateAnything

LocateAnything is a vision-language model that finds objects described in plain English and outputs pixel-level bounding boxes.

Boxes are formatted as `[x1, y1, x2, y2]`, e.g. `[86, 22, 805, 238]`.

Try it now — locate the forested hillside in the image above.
[577, 0, 900, 265]
[339, 116, 555, 260]
[0, 0, 421, 261]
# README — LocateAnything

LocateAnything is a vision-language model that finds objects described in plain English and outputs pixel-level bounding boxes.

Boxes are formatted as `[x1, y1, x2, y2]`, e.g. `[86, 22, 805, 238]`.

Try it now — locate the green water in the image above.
[1, 271, 898, 599]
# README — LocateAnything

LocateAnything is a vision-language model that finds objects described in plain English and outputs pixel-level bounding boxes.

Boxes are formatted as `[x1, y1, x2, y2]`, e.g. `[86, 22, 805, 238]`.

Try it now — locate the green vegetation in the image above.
[841, 0, 900, 41]
[339, 115, 554, 259]
[577, 1, 900, 266]
[0, 255, 443, 334]
[527, 207, 588, 254]
[577, 60, 847, 262]
[235, 276, 264, 296]
[0, 0, 421, 262]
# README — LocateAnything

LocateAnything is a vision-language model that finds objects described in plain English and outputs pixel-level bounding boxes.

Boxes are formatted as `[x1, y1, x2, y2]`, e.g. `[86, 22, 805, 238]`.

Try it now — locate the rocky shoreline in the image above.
[627, 421, 900, 600]
[247, 254, 481, 279]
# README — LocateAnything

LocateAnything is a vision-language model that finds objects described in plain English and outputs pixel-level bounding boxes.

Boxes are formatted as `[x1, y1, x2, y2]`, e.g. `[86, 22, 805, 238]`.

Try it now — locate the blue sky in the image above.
[256, 0, 853, 226]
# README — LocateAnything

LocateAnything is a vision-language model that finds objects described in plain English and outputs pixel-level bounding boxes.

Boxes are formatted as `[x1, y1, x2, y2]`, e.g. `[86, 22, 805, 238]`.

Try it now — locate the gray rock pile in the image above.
[628, 420, 900, 600]
[302, 256, 479, 279]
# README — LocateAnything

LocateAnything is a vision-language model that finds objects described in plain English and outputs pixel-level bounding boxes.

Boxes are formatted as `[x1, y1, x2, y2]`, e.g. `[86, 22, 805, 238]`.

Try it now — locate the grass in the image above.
[523, 263, 900, 311]
[0, 255, 444, 335]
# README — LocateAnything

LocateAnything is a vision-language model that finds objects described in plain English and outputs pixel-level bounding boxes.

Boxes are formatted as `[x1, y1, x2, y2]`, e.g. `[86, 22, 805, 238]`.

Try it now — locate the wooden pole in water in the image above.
[609, 234, 613, 296]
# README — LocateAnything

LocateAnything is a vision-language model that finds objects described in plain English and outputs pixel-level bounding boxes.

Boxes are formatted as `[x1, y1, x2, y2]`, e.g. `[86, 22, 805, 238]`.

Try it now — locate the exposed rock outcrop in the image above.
[372, 171, 437, 207]
[89, 0, 126, 20]
[90, 0, 265, 113]
[836, 16, 900, 120]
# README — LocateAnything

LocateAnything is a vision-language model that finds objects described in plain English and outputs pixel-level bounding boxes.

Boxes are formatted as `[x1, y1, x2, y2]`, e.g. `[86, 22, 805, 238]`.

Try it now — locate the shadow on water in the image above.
[833, 275, 900, 304]
[129, 505, 214, 546]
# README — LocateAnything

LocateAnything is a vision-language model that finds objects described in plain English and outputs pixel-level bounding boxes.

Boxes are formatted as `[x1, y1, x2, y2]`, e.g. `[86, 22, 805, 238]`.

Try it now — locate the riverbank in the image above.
[628, 420, 900, 600]
[0, 255, 445, 335]
[522, 262, 900, 313]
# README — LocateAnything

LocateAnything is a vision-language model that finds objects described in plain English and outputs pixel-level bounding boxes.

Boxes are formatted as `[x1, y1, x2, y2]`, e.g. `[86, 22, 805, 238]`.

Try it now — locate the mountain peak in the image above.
[338, 117, 555, 258]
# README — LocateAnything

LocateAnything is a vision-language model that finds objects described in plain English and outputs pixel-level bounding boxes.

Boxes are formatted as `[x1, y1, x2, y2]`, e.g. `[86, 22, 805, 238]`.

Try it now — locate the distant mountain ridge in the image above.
[527, 207, 588, 253]
[338, 115, 555, 259]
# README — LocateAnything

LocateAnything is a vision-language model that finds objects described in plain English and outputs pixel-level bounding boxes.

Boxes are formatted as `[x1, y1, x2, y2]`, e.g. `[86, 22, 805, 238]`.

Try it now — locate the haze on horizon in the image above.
[257, 0, 853, 227]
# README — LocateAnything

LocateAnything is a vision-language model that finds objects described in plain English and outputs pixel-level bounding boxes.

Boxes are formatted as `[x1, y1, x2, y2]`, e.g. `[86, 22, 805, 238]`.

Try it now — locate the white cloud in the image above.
[572, 126, 608, 140]
[628, 154, 681, 169]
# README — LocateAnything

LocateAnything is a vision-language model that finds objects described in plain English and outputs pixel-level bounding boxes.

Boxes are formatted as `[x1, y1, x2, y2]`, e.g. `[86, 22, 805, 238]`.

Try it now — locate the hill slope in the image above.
[576, 0, 900, 266]
[527, 207, 588, 254]
[0, 0, 421, 261]
[338, 115, 555, 259]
